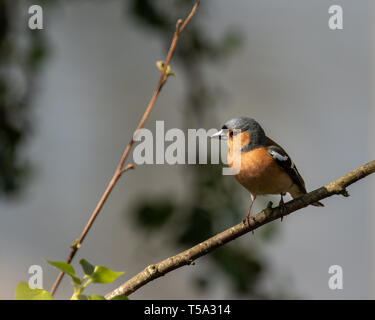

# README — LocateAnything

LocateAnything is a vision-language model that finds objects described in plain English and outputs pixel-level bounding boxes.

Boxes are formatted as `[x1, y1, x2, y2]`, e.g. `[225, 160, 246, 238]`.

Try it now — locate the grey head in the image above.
[211, 117, 267, 152]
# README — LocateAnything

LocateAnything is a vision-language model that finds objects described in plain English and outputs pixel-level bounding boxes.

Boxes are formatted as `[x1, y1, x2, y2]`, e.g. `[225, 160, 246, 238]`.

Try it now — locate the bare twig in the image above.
[120, 163, 135, 175]
[105, 160, 375, 299]
[50, 0, 201, 296]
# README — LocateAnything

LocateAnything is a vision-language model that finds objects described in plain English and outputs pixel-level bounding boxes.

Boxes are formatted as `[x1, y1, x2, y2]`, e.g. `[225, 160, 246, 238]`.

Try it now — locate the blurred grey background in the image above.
[0, 0, 374, 299]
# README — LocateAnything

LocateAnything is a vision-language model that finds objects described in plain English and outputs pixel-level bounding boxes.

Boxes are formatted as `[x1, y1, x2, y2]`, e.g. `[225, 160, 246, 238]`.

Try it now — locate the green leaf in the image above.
[111, 295, 128, 300]
[15, 282, 53, 300]
[79, 259, 95, 276]
[76, 294, 107, 300]
[89, 294, 106, 300]
[90, 266, 124, 284]
[46, 260, 81, 284]
[156, 61, 176, 77]
[46, 260, 75, 276]
[72, 281, 83, 296]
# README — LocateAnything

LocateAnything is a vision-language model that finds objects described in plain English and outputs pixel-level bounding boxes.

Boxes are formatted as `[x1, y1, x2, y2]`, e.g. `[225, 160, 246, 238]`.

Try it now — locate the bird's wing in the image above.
[266, 138, 307, 193]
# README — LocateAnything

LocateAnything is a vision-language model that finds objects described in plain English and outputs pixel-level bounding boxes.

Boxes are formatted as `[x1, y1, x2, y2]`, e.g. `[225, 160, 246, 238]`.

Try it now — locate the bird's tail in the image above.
[289, 184, 324, 207]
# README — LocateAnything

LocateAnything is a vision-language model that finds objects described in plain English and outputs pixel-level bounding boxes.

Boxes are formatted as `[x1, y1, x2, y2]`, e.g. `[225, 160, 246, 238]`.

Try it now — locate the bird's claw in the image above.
[242, 216, 254, 234]
[279, 197, 287, 222]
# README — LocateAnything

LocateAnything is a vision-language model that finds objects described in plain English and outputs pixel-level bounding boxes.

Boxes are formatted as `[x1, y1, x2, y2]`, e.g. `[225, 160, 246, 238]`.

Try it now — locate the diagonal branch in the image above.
[105, 160, 375, 299]
[49, 0, 201, 296]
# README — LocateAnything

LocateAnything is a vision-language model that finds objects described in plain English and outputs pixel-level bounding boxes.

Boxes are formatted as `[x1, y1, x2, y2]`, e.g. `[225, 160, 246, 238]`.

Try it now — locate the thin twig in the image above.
[120, 163, 135, 175]
[105, 160, 375, 299]
[50, 0, 201, 296]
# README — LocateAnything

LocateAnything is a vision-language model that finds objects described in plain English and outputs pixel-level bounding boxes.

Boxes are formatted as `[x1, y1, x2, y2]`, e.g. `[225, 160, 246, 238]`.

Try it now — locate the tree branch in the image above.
[49, 0, 201, 296]
[105, 160, 375, 299]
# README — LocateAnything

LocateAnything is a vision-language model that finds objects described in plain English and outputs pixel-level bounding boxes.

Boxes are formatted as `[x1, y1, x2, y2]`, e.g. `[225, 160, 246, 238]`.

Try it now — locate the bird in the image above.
[211, 117, 323, 222]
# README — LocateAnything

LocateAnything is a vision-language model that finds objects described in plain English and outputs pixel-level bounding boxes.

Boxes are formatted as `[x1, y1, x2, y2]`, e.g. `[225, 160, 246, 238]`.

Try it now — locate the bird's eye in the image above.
[229, 131, 234, 138]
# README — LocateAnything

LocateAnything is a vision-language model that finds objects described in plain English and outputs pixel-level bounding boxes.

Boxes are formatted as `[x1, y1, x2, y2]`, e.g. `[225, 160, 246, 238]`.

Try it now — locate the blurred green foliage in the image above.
[0, 0, 49, 196]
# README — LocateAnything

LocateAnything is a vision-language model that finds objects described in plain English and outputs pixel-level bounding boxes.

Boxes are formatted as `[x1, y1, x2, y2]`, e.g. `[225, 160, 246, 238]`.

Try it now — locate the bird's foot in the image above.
[242, 214, 255, 234]
[279, 197, 287, 222]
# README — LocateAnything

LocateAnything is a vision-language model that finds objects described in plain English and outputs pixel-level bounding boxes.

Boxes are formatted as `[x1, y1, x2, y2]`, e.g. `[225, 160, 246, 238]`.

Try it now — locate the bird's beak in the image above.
[210, 129, 228, 140]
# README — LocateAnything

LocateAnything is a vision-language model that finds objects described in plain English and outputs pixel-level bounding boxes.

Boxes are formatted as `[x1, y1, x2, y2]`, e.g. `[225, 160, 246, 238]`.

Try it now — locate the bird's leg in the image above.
[279, 193, 287, 221]
[243, 194, 256, 228]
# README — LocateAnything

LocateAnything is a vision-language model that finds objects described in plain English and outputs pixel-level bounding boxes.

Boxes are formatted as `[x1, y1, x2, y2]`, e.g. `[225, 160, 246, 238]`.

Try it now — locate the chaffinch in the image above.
[211, 117, 323, 222]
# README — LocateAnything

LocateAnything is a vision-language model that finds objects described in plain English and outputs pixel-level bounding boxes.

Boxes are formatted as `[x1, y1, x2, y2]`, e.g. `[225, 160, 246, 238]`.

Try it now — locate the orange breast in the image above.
[228, 147, 293, 195]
